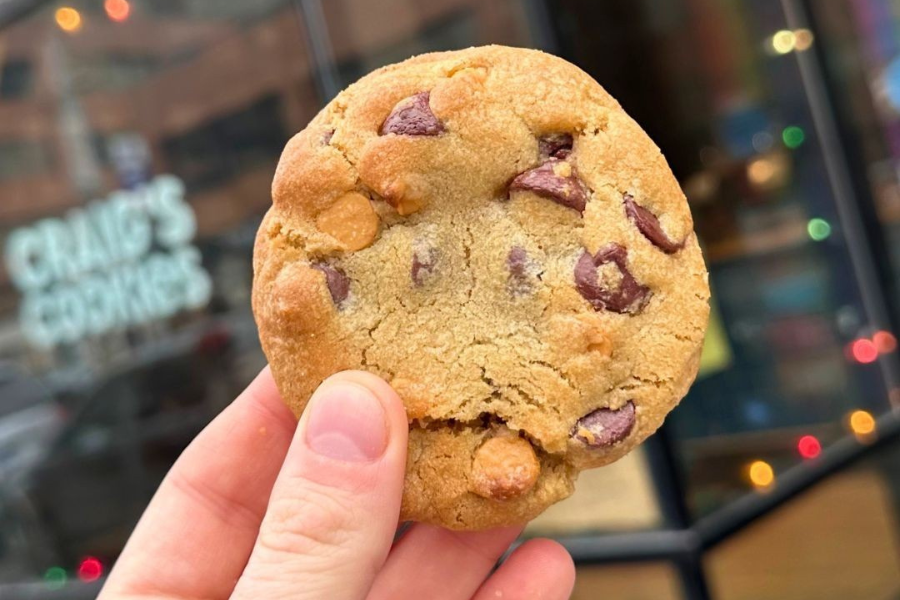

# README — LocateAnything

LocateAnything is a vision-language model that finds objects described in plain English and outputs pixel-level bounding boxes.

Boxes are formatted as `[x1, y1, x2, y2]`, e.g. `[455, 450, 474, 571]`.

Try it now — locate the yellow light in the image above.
[55, 7, 82, 33]
[747, 156, 777, 186]
[772, 30, 796, 54]
[794, 28, 814, 51]
[748, 460, 775, 489]
[849, 410, 876, 435]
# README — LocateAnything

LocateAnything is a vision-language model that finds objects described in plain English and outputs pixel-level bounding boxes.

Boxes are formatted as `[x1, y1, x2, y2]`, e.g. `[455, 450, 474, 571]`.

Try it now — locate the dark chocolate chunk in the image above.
[312, 263, 350, 306]
[322, 128, 335, 145]
[624, 194, 684, 254]
[411, 246, 439, 286]
[380, 92, 445, 136]
[574, 244, 650, 314]
[571, 401, 636, 447]
[509, 159, 589, 213]
[539, 133, 573, 160]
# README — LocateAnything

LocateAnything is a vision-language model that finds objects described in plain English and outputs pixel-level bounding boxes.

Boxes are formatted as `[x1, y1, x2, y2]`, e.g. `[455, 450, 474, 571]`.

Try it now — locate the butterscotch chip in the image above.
[253, 46, 709, 531]
[316, 192, 379, 251]
[471, 435, 540, 501]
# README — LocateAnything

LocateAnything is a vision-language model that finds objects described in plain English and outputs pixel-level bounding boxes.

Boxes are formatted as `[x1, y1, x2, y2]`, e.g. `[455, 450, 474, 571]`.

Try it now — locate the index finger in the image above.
[100, 367, 297, 600]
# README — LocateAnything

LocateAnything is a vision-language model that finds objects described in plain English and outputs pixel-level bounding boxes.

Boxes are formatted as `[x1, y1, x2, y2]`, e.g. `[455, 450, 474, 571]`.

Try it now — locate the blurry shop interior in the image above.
[2, 0, 900, 598]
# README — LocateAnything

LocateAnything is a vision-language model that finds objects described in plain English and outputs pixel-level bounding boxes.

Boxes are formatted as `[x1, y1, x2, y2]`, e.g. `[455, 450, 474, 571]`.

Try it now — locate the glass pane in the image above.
[0, 0, 316, 588]
[527, 447, 663, 535]
[573, 562, 685, 600]
[706, 442, 900, 599]
[547, 0, 896, 521]
[323, 0, 536, 85]
[809, 0, 900, 329]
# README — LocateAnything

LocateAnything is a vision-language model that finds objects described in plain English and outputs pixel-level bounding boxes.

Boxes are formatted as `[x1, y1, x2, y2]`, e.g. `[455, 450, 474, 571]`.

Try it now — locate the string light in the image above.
[104, 0, 131, 22]
[748, 460, 775, 489]
[55, 7, 82, 33]
[797, 435, 822, 459]
[782, 126, 805, 149]
[807, 218, 831, 241]
[77, 557, 103, 583]
[747, 156, 777, 186]
[849, 410, 876, 436]
[771, 30, 796, 54]
[43, 567, 67, 590]
[874, 331, 897, 354]
[794, 29, 815, 51]
[850, 338, 878, 364]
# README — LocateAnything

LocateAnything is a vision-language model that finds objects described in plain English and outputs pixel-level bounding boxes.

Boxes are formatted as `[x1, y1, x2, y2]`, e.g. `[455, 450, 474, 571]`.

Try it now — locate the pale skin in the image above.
[99, 367, 576, 600]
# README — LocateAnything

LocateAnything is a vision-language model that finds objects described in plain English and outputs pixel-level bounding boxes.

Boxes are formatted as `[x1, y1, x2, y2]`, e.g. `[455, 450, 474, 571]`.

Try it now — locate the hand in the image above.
[100, 368, 575, 599]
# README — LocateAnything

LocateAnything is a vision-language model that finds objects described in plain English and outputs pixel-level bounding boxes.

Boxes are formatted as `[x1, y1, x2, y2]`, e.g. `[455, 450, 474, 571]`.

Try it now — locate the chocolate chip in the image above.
[624, 194, 684, 254]
[322, 129, 335, 145]
[574, 244, 650, 314]
[312, 263, 350, 306]
[507, 246, 536, 296]
[572, 401, 635, 447]
[411, 246, 439, 286]
[539, 134, 573, 159]
[380, 91, 445, 136]
[509, 159, 589, 213]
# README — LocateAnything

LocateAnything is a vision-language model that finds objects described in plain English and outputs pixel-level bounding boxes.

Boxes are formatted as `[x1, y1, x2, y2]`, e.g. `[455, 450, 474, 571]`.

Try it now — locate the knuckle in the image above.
[258, 482, 360, 556]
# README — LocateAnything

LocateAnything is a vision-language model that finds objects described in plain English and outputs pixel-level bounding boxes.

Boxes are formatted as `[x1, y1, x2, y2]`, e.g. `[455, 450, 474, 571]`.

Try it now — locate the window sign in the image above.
[4, 175, 212, 348]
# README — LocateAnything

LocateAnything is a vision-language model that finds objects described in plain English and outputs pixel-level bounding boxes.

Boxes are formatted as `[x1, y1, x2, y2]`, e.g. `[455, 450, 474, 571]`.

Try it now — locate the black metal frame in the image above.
[3, 0, 900, 598]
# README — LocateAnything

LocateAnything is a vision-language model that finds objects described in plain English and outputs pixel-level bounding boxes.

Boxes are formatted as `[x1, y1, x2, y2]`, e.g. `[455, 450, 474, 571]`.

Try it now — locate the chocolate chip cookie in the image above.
[252, 45, 710, 530]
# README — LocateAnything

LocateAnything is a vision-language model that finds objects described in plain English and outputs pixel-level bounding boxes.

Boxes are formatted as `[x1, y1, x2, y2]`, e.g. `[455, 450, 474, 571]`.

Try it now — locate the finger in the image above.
[473, 538, 575, 600]
[100, 367, 297, 600]
[232, 371, 408, 600]
[366, 524, 524, 600]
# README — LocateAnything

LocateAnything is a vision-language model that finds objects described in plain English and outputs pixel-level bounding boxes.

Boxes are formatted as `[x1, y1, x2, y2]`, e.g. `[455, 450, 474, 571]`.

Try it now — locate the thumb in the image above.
[232, 371, 408, 600]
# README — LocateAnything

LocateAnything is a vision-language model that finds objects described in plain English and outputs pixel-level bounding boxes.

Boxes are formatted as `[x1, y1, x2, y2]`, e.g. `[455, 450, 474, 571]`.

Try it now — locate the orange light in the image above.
[104, 0, 130, 22]
[851, 338, 879, 364]
[849, 410, 876, 436]
[748, 460, 775, 489]
[797, 435, 821, 459]
[874, 331, 897, 354]
[55, 7, 82, 32]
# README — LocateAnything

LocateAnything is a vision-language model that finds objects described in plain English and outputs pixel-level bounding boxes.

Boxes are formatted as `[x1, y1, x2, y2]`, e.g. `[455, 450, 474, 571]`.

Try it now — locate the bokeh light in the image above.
[850, 338, 878, 364]
[104, 0, 131, 22]
[874, 330, 897, 354]
[43, 567, 67, 590]
[76, 557, 103, 583]
[807, 218, 832, 241]
[782, 125, 805, 149]
[747, 156, 777, 186]
[794, 28, 814, 51]
[772, 30, 796, 54]
[797, 435, 822, 459]
[849, 410, 876, 436]
[54, 7, 82, 32]
[748, 460, 775, 489]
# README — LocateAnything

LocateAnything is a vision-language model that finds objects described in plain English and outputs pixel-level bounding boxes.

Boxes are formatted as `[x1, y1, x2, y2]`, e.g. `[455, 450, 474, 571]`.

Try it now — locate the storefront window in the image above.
[3, 0, 900, 597]
[0, 0, 316, 583]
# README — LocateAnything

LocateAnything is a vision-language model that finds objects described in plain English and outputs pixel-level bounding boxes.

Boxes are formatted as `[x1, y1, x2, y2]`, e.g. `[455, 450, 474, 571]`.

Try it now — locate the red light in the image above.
[797, 435, 821, 459]
[104, 0, 130, 22]
[77, 557, 103, 582]
[851, 339, 878, 364]
[874, 331, 897, 354]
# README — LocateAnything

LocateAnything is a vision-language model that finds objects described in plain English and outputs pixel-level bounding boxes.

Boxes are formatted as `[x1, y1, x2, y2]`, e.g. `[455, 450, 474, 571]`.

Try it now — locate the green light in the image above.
[44, 567, 67, 590]
[783, 125, 805, 149]
[807, 217, 832, 241]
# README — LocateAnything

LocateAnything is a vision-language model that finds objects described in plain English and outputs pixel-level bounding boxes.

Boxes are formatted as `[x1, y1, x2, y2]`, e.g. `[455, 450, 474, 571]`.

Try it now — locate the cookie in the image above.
[252, 45, 709, 530]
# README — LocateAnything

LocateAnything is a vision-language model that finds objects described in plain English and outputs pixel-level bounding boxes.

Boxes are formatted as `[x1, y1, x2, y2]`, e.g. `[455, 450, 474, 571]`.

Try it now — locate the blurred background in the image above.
[0, 0, 899, 598]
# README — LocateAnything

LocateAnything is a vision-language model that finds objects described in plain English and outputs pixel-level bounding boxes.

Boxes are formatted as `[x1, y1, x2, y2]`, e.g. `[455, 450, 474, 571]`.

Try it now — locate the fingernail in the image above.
[305, 382, 387, 462]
